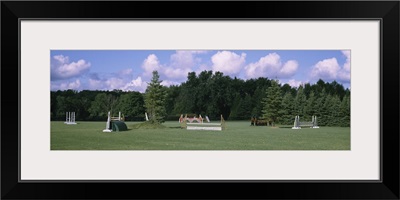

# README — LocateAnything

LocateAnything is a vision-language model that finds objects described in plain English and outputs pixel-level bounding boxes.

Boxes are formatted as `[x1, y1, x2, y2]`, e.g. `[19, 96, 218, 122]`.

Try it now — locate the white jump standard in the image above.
[292, 115, 319, 129]
[64, 112, 77, 125]
[103, 112, 112, 132]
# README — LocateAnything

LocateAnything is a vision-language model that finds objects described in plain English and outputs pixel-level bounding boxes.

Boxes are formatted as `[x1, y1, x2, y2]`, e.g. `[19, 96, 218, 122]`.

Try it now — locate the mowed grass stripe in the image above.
[51, 121, 350, 150]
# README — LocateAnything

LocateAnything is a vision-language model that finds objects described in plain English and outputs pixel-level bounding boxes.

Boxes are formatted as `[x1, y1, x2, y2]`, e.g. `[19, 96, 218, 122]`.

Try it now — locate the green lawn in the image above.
[51, 121, 350, 150]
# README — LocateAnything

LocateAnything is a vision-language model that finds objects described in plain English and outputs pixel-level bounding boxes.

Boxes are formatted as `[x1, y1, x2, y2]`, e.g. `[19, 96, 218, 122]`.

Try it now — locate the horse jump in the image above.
[64, 112, 77, 125]
[180, 115, 226, 131]
[103, 111, 127, 132]
[292, 115, 319, 129]
[179, 114, 204, 123]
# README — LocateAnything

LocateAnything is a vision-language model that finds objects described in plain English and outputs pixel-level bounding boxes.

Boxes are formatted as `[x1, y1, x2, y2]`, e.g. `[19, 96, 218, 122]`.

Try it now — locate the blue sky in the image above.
[50, 50, 350, 92]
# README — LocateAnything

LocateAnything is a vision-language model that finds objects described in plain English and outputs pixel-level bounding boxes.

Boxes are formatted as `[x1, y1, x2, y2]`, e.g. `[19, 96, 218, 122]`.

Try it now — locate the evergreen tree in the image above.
[229, 93, 252, 120]
[196, 71, 213, 115]
[304, 91, 316, 119]
[280, 92, 295, 125]
[261, 80, 282, 126]
[241, 94, 253, 119]
[313, 92, 325, 123]
[229, 94, 242, 120]
[320, 94, 332, 126]
[144, 71, 167, 124]
[165, 85, 181, 116]
[56, 96, 70, 119]
[328, 95, 341, 126]
[339, 94, 350, 127]
[251, 86, 266, 117]
[320, 94, 341, 126]
[294, 85, 307, 116]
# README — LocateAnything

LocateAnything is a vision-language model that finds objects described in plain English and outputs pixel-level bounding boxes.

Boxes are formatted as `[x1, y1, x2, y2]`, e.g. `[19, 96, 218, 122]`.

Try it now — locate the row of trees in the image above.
[51, 70, 350, 126]
[51, 89, 145, 121]
[261, 80, 350, 127]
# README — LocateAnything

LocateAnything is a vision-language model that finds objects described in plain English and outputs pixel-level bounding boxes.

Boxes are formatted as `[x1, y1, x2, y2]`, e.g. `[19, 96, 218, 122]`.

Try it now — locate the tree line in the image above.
[51, 70, 350, 126]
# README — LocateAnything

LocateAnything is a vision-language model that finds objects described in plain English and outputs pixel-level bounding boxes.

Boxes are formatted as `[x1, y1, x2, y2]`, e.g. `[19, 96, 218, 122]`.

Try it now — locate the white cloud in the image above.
[338, 70, 350, 82]
[51, 79, 81, 91]
[88, 75, 148, 92]
[122, 76, 148, 93]
[195, 64, 212, 75]
[188, 50, 208, 54]
[310, 57, 340, 81]
[51, 55, 91, 80]
[88, 78, 103, 90]
[142, 51, 207, 83]
[163, 67, 192, 80]
[53, 55, 69, 63]
[286, 79, 306, 88]
[170, 51, 196, 69]
[211, 51, 246, 76]
[338, 50, 351, 82]
[105, 77, 125, 89]
[119, 68, 133, 76]
[164, 51, 208, 80]
[90, 69, 135, 90]
[245, 53, 298, 79]
[141, 54, 162, 77]
[279, 60, 299, 77]
[161, 80, 180, 87]
[136, 51, 210, 90]
[310, 51, 351, 83]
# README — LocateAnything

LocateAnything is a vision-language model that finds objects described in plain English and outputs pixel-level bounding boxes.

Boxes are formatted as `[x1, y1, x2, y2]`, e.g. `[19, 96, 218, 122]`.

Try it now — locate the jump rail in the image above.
[181, 115, 226, 131]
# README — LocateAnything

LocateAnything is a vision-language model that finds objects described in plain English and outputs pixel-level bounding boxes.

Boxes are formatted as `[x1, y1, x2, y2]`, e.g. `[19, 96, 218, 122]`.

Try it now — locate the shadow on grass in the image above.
[278, 126, 293, 129]
[168, 126, 183, 129]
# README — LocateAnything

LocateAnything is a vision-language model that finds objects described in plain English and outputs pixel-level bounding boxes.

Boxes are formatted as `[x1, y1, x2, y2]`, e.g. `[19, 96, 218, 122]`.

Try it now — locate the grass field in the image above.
[51, 121, 350, 150]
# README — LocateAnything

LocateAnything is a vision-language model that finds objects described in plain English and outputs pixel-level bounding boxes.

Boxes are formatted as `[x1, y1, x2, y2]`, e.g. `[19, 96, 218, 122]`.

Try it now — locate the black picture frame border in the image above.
[2, 1, 399, 199]
[17, 18, 383, 183]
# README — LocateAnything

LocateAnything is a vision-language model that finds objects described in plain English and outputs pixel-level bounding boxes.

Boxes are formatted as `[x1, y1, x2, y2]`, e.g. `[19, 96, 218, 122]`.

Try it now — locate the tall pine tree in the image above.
[294, 85, 307, 116]
[280, 92, 295, 125]
[304, 91, 316, 120]
[229, 94, 242, 120]
[261, 80, 282, 126]
[339, 94, 350, 127]
[145, 71, 167, 124]
[251, 86, 266, 117]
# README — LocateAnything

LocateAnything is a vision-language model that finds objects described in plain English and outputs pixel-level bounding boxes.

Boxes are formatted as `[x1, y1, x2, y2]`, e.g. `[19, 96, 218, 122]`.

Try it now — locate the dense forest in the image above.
[51, 70, 350, 126]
